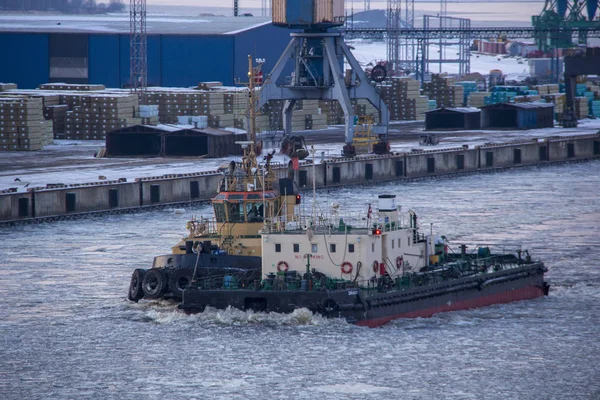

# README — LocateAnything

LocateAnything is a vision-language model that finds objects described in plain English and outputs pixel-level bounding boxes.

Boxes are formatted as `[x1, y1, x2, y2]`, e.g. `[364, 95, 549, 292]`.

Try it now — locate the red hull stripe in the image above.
[356, 285, 545, 328]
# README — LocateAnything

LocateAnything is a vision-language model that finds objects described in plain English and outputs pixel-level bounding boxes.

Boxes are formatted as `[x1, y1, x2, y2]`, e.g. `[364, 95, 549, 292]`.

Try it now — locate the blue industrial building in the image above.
[0, 15, 292, 89]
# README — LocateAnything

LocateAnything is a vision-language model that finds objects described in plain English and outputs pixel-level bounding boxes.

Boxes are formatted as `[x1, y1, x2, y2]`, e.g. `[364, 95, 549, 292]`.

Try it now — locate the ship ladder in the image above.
[382, 256, 399, 276]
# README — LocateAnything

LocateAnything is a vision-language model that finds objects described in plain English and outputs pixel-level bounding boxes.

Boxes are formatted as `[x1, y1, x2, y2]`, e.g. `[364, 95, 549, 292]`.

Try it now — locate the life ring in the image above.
[341, 262, 353, 274]
[396, 256, 404, 269]
[372, 260, 379, 273]
[277, 261, 289, 272]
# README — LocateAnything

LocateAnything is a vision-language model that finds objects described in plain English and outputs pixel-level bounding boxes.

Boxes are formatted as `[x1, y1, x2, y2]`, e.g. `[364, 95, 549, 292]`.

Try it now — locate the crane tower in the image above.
[260, 0, 390, 157]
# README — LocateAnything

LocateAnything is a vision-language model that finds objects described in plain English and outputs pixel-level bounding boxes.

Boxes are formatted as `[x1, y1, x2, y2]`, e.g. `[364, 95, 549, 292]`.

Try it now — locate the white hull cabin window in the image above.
[372, 243, 375, 252]
[330, 244, 336, 253]
[348, 244, 355, 253]
[293, 244, 300, 253]
[275, 244, 281, 253]
[311, 244, 318, 253]
[398, 238, 401, 248]
[392, 240, 394, 249]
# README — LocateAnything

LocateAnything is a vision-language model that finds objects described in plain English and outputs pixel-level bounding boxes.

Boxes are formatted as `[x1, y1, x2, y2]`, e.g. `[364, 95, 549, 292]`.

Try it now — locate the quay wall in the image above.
[1, 134, 599, 224]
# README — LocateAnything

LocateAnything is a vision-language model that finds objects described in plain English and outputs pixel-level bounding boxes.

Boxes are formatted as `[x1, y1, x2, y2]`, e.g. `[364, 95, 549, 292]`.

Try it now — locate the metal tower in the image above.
[130, 0, 147, 103]
[386, 0, 416, 73]
[402, 0, 415, 71]
[387, 0, 401, 72]
[261, 0, 389, 157]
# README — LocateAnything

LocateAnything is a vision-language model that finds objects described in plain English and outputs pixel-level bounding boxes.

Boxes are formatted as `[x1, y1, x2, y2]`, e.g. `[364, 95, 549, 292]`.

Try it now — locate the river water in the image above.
[1, 161, 599, 399]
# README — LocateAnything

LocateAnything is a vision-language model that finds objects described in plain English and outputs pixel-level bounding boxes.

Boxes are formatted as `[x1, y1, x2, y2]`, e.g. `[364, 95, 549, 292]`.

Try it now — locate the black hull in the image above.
[180, 263, 548, 327]
[130, 253, 262, 301]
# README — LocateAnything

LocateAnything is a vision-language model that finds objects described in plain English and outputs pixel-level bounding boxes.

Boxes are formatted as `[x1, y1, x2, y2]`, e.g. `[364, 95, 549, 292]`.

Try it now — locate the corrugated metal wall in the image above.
[89, 34, 120, 88]
[0, 24, 291, 89]
[160, 35, 234, 87]
[0, 33, 49, 88]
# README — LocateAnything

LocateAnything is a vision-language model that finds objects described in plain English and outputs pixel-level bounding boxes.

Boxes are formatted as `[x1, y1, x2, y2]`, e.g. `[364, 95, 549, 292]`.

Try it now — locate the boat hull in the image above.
[180, 262, 548, 327]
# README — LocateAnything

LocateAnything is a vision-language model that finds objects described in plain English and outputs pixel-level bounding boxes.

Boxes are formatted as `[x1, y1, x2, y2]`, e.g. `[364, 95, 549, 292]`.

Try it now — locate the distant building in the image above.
[0, 15, 291, 89]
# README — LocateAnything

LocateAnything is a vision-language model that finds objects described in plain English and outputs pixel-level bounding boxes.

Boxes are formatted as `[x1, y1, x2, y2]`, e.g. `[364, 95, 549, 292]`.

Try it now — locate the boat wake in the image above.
[127, 301, 346, 327]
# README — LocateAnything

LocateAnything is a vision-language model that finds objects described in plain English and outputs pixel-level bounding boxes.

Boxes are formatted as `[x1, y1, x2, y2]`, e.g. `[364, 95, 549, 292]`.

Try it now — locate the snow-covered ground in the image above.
[349, 40, 531, 80]
[3, 119, 600, 192]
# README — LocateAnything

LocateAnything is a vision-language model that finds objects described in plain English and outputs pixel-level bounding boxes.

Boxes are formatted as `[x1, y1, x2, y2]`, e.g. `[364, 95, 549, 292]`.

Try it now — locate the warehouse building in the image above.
[481, 102, 555, 130]
[106, 124, 246, 157]
[0, 15, 291, 89]
[425, 107, 481, 131]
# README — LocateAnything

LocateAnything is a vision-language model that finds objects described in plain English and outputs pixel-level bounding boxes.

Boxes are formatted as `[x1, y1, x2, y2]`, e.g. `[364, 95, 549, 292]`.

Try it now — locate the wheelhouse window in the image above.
[293, 244, 300, 253]
[226, 202, 244, 222]
[213, 203, 226, 222]
[275, 243, 281, 252]
[245, 202, 263, 222]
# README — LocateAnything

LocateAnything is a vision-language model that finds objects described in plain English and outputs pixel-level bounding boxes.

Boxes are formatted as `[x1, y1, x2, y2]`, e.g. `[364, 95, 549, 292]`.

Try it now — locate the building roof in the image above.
[480, 102, 555, 110]
[426, 107, 481, 114]
[0, 14, 272, 35]
[140, 124, 235, 136]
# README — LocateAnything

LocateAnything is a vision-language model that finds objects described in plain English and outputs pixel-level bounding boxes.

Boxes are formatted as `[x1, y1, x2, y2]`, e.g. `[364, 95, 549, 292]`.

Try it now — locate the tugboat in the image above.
[179, 192, 549, 327]
[127, 56, 299, 302]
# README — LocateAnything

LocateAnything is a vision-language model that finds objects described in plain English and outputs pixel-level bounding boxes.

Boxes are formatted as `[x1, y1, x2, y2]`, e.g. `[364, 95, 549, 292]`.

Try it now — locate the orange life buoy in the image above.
[396, 256, 404, 269]
[372, 260, 379, 273]
[277, 261, 289, 272]
[341, 261, 353, 274]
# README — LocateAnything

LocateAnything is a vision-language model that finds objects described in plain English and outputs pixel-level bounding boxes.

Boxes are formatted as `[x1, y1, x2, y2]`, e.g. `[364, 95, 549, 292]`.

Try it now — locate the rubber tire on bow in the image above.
[141, 268, 168, 299]
[128, 268, 145, 302]
[168, 267, 194, 300]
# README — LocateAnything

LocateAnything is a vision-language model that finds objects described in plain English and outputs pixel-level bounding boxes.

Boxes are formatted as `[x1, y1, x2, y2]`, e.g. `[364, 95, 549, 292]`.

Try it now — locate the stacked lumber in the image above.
[378, 76, 429, 120]
[423, 74, 464, 108]
[64, 93, 140, 140]
[0, 97, 45, 151]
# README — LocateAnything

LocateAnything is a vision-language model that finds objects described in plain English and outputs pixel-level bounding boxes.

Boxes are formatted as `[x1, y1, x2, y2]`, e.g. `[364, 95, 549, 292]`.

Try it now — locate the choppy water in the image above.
[1, 161, 600, 399]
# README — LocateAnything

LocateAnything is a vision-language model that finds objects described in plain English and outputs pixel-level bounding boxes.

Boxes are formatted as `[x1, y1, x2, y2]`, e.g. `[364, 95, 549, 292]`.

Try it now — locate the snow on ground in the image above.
[3, 120, 600, 192]
[349, 40, 531, 79]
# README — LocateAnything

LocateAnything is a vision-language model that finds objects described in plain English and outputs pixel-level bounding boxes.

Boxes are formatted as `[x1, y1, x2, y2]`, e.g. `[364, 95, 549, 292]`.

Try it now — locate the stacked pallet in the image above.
[40, 119, 54, 146]
[0, 97, 45, 151]
[291, 100, 327, 131]
[590, 100, 600, 117]
[575, 96, 589, 119]
[467, 92, 491, 107]
[318, 100, 344, 125]
[0, 83, 18, 91]
[378, 76, 429, 120]
[455, 81, 478, 105]
[64, 93, 140, 140]
[534, 84, 559, 95]
[39, 83, 106, 91]
[423, 74, 464, 108]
